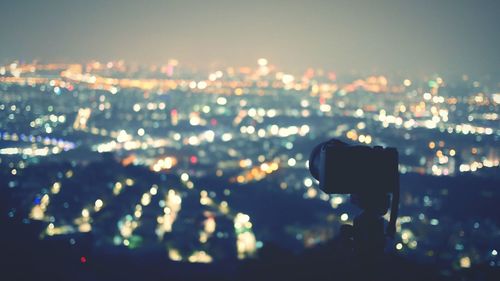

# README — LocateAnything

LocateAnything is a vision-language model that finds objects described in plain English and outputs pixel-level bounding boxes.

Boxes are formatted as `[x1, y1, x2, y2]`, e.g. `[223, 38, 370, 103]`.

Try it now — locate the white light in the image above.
[340, 213, 349, 221]
[257, 58, 268, 66]
[180, 173, 189, 182]
[221, 133, 232, 142]
[320, 104, 331, 112]
[216, 97, 227, 105]
[282, 74, 294, 84]
[303, 178, 313, 187]
[197, 81, 207, 90]
[81, 209, 89, 218]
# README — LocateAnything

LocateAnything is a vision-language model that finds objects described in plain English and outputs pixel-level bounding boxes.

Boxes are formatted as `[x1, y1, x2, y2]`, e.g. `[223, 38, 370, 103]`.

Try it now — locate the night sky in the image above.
[1, 0, 499, 76]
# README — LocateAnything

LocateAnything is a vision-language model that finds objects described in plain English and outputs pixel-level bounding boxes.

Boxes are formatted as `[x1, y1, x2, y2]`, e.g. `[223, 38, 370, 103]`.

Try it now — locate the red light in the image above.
[80, 256, 87, 264]
[190, 156, 198, 164]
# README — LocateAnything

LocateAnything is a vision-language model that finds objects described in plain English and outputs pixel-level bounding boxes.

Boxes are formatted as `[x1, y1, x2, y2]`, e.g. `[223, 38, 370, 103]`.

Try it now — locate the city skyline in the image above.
[1, 60, 498, 267]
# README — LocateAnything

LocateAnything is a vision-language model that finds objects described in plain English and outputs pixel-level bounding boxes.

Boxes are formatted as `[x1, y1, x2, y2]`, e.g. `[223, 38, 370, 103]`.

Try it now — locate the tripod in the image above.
[352, 193, 390, 260]
[336, 187, 399, 278]
[332, 193, 393, 281]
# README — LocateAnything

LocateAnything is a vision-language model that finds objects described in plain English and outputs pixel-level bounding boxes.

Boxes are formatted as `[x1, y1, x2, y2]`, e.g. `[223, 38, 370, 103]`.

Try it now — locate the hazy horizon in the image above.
[1, 0, 500, 76]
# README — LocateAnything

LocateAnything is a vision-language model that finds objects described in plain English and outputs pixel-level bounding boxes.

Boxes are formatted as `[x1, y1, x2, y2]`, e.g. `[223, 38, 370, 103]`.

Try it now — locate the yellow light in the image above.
[169, 249, 182, 261]
[234, 88, 243, 95]
[428, 142, 435, 149]
[51, 182, 61, 194]
[459, 256, 471, 268]
[306, 187, 317, 198]
[436, 150, 443, 158]
[113, 182, 123, 195]
[78, 223, 92, 233]
[94, 199, 104, 211]
[29, 205, 44, 220]
[141, 193, 152, 206]
[187, 251, 213, 263]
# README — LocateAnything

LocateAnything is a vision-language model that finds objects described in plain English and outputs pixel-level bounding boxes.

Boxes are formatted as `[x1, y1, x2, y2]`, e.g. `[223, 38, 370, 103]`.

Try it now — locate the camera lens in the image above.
[308, 139, 348, 181]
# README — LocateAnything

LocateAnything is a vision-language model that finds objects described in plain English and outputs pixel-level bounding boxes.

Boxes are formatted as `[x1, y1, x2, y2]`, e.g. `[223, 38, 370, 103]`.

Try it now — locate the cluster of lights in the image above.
[151, 156, 177, 172]
[345, 129, 372, 144]
[156, 189, 182, 239]
[30, 194, 50, 221]
[198, 212, 216, 244]
[234, 213, 257, 259]
[115, 185, 158, 247]
[2, 59, 499, 267]
[396, 229, 418, 251]
[0, 131, 75, 157]
[234, 161, 279, 183]
[459, 159, 499, 173]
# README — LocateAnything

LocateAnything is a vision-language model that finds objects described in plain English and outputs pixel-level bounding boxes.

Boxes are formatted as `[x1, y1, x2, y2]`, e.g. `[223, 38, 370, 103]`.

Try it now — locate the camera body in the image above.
[312, 141, 398, 195]
[309, 139, 400, 238]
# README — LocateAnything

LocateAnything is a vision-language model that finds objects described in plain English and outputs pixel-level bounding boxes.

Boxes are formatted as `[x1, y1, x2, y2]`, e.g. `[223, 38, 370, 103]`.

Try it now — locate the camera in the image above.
[309, 139, 400, 237]
[308, 139, 399, 195]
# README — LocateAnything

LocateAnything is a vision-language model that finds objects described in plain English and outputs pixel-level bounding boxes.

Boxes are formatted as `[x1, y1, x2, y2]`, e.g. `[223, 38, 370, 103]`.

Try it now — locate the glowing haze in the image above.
[1, 0, 499, 76]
